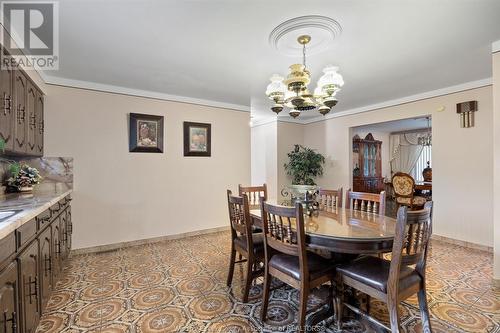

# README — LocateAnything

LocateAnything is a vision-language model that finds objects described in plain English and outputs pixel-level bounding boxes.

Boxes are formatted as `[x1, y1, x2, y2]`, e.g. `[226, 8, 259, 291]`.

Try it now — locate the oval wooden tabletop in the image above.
[250, 205, 397, 254]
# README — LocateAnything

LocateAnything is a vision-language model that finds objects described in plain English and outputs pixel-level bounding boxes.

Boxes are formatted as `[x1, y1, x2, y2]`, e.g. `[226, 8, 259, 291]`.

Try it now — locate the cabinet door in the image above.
[25, 83, 36, 155]
[34, 91, 43, 156]
[0, 262, 19, 333]
[38, 228, 52, 312]
[0, 48, 14, 152]
[59, 212, 68, 260]
[13, 71, 27, 153]
[18, 241, 39, 333]
[65, 207, 72, 253]
[51, 219, 62, 279]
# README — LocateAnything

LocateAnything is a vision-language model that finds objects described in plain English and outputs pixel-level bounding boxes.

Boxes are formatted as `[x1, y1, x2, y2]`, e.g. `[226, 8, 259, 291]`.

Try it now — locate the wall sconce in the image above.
[456, 101, 478, 128]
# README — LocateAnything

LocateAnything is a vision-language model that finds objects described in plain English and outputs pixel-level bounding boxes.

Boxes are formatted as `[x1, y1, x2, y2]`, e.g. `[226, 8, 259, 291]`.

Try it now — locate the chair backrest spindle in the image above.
[239, 184, 268, 208]
[318, 187, 343, 211]
[345, 189, 386, 215]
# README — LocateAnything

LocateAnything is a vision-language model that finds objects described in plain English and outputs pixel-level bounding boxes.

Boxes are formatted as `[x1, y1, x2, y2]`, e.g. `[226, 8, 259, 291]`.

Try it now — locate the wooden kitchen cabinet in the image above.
[38, 228, 52, 312]
[0, 47, 14, 152]
[0, 44, 44, 157]
[25, 83, 37, 155]
[17, 241, 39, 333]
[51, 219, 62, 278]
[0, 262, 19, 333]
[1, 195, 71, 333]
[12, 70, 27, 154]
[34, 91, 44, 156]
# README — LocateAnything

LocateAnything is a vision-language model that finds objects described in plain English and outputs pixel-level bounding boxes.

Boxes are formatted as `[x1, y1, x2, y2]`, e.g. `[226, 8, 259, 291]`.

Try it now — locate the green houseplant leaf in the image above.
[284, 145, 325, 185]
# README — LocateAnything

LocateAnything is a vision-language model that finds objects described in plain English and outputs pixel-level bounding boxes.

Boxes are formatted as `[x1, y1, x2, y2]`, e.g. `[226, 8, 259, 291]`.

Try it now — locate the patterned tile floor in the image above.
[37, 231, 499, 333]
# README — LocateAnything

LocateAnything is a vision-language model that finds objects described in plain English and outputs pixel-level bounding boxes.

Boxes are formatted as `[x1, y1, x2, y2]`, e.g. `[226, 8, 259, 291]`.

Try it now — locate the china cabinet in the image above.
[352, 133, 383, 193]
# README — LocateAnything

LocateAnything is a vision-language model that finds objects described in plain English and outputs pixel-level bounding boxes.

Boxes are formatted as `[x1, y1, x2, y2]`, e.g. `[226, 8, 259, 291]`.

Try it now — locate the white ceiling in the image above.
[353, 117, 430, 134]
[33, 0, 500, 122]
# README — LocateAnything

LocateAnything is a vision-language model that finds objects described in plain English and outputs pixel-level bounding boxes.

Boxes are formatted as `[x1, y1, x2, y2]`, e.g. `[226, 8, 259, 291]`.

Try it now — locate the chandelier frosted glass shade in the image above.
[266, 74, 287, 103]
[265, 35, 344, 118]
[317, 66, 344, 96]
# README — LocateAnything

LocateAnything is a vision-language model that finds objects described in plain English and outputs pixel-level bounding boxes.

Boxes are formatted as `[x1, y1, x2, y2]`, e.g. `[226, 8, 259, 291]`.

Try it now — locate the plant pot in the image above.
[286, 184, 318, 200]
[19, 186, 34, 193]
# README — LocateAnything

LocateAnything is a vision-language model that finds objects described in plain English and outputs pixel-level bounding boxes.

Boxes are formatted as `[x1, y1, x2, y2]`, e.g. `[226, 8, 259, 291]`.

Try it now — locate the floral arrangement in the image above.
[7, 163, 43, 191]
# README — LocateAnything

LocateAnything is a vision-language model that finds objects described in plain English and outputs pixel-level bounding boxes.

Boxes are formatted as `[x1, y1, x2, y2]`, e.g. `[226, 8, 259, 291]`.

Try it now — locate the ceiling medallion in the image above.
[265, 33, 344, 118]
[268, 15, 342, 56]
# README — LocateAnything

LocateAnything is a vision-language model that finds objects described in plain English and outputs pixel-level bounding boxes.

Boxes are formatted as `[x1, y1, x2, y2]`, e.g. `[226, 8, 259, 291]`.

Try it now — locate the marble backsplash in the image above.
[0, 157, 73, 193]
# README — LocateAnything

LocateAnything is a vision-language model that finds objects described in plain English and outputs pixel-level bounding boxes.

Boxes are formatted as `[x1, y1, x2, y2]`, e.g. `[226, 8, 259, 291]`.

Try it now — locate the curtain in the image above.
[390, 133, 424, 174]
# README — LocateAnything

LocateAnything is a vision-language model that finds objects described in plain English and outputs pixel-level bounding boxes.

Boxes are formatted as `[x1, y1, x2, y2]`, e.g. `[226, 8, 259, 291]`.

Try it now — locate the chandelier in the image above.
[265, 35, 344, 118]
[418, 117, 432, 146]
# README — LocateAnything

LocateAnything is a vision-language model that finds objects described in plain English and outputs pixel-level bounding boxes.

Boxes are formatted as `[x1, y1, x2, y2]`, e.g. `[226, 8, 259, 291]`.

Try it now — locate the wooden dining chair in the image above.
[335, 202, 434, 333]
[226, 190, 264, 302]
[239, 183, 267, 208]
[392, 172, 427, 210]
[317, 187, 343, 211]
[260, 200, 336, 332]
[345, 189, 386, 215]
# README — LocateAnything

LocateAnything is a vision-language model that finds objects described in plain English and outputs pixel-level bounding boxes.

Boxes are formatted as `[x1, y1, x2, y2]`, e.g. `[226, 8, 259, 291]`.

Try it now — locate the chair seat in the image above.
[269, 252, 335, 281]
[396, 196, 427, 207]
[336, 256, 421, 293]
[234, 233, 264, 257]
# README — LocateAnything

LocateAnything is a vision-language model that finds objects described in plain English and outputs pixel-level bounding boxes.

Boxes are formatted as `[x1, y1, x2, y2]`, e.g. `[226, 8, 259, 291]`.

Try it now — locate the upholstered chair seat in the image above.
[269, 252, 335, 281]
[234, 233, 264, 257]
[336, 255, 421, 293]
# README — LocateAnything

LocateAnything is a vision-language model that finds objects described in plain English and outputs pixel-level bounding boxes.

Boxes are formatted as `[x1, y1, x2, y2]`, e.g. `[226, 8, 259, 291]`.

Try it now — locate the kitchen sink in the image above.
[0, 210, 22, 222]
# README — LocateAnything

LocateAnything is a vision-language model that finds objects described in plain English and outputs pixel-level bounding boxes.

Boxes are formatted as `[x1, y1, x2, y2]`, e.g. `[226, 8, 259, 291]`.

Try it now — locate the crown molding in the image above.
[302, 78, 492, 124]
[250, 115, 307, 128]
[42, 75, 251, 112]
[493, 40, 500, 53]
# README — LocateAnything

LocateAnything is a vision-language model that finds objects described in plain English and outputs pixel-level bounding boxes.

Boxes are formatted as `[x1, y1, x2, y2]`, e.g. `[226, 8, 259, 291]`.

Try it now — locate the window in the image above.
[411, 145, 431, 182]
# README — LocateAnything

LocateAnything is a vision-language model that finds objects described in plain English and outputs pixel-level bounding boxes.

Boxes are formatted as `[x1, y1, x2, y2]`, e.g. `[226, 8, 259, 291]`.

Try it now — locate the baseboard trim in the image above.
[431, 234, 492, 253]
[71, 226, 230, 255]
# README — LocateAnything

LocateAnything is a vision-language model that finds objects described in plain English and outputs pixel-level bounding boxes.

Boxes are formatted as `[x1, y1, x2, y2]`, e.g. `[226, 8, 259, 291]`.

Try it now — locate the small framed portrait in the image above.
[129, 113, 164, 153]
[183, 122, 211, 157]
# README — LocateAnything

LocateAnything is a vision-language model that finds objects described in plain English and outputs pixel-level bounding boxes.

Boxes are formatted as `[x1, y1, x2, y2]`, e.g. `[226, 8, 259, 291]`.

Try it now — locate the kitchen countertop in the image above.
[0, 183, 73, 240]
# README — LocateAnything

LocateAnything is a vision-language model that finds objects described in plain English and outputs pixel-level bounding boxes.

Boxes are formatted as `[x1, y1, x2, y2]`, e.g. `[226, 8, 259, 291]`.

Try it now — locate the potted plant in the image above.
[6, 163, 43, 193]
[283, 145, 325, 198]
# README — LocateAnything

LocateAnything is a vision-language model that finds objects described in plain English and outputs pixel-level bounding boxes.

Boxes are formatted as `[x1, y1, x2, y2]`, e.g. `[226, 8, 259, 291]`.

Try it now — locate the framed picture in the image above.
[129, 113, 164, 153]
[183, 122, 211, 157]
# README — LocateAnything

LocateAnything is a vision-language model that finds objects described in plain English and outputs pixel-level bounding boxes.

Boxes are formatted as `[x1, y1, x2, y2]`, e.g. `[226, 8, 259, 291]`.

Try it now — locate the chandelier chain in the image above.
[302, 43, 306, 68]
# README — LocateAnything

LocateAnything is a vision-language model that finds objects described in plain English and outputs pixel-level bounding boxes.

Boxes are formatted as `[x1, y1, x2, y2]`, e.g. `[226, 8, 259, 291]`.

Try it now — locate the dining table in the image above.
[249, 203, 398, 331]
[250, 205, 397, 254]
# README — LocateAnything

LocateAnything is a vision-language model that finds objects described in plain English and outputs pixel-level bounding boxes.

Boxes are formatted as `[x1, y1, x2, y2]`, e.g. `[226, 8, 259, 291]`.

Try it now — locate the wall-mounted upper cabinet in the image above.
[0, 46, 44, 157]
[13, 69, 27, 153]
[35, 91, 44, 156]
[0, 47, 14, 152]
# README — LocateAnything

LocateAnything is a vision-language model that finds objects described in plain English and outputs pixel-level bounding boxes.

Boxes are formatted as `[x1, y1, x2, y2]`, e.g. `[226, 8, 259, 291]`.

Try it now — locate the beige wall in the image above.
[493, 51, 500, 280]
[304, 86, 493, 247]
[44, 85, 250, 250]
